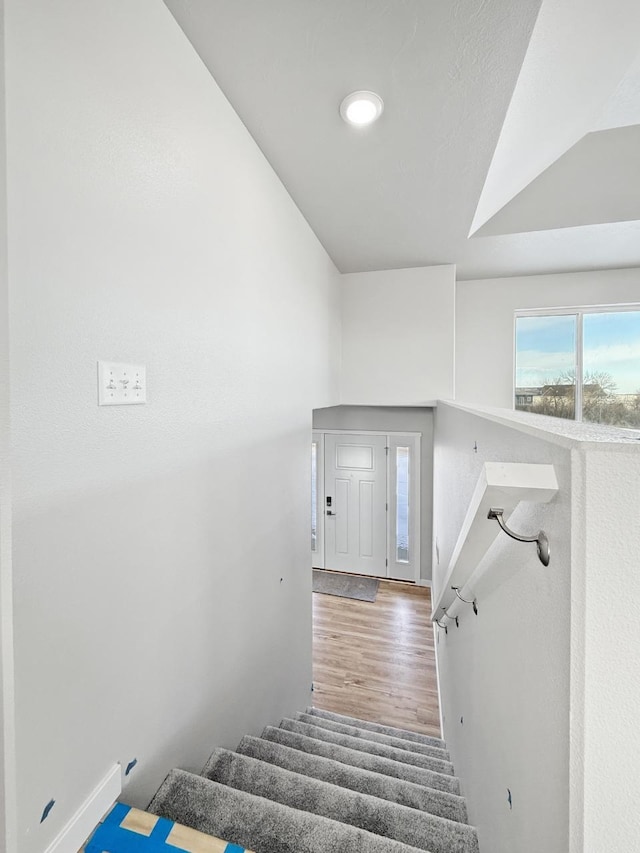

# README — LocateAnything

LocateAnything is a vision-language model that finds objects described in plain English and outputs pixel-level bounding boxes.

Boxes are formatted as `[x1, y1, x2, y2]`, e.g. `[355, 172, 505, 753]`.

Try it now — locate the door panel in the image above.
[335, 478, 349, 554]
[324, 433, 387, 576]
[359, 480, 374, 557]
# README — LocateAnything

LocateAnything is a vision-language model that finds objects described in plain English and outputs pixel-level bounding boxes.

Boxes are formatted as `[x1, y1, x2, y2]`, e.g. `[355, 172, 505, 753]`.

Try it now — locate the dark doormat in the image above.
[312, 569, 380, 602]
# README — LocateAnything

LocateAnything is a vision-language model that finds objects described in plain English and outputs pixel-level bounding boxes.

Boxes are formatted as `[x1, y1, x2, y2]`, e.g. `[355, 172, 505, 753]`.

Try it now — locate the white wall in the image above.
[433, 403, 572, 853]
[456, 267, 640, 408]
[312, 406, 434, 581]
[340, 266, 455, 405]
[580, 448, 640, 852]
[0, 2, 16, 849]
[434, 401, 640, 853]
[470, 0, 640, 234]
[4, 2, 340, 851]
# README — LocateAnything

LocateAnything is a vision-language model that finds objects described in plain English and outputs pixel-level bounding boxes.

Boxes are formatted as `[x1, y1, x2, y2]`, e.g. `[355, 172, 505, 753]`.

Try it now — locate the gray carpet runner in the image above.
[294, 712, 451, 760]
[236, 735, 467, 822]
[148, 709, 479, 853]
[305, 707, 446, 749]
[277, 718, 456, 775]
[260, 725, 461, 794]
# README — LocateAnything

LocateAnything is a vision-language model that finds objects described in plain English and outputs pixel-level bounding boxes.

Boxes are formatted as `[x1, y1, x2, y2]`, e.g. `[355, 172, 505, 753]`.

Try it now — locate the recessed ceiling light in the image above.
[340, 91, 384, 127]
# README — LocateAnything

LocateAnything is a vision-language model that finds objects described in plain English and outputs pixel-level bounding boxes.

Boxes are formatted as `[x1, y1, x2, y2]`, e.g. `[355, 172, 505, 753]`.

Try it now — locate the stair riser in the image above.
[296, 713, 450, 761]
[306, 708, 445, 750]
[202, 749, 478, 853]
[150, 770, 440, 853]
[237, 736, 468, 823]
[261, 727, 461, 795]
[279, 719, 455, 776]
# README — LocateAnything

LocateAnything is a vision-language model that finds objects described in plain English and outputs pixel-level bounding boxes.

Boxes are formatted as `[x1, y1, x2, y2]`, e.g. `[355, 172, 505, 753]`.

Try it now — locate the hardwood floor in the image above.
[312, 576, 442, 738]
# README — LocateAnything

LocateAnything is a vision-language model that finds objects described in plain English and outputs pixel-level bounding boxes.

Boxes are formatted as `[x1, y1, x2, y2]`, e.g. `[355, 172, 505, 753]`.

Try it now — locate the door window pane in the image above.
[311, 442, 317, 551]
[583, 311, 640, 428]
[396, 447, 409, 563]
[515, 314, 577, 420]
[336, 444, 374, 470]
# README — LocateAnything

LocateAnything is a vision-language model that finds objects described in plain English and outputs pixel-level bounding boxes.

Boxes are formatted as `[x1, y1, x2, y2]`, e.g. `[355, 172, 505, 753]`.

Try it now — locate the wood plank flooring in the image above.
[312, 576, 441, 738]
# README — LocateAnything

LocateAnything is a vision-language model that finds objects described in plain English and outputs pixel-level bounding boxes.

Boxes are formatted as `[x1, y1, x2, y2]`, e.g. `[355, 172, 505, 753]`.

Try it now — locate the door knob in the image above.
[326, 510, 336, 516]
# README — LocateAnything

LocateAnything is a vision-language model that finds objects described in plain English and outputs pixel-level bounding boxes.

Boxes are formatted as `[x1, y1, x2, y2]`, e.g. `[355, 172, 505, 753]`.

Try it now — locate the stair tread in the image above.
[296, 712, 450, 761]
[260, 726, 460, 795]
[306, 707, 445, 749]
[149, 769, 443, 853]
[236, 735, 467, 823]
[201, 747, 478, 853]
[279, 718, 455, 775]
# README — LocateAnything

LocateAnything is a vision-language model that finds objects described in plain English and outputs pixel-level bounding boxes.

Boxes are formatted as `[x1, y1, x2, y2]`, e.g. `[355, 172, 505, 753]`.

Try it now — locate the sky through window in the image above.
[515, 309, 640, 427]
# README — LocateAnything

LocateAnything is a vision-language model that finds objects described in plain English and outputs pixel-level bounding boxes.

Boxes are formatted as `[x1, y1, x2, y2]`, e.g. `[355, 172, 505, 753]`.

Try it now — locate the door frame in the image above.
[311, 431, 325, 569]
[387, 432, 421, 583]
[312, 429, 421, 581]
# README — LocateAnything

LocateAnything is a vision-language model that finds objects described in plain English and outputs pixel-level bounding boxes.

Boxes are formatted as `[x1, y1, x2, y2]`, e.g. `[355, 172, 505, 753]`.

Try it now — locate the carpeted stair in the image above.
[276, 718, 455, 775]
[148, 707, 479, 853]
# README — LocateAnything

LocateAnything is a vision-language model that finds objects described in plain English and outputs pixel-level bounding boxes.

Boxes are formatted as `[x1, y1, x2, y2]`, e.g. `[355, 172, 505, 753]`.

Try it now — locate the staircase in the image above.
[147, 707, 479, 853]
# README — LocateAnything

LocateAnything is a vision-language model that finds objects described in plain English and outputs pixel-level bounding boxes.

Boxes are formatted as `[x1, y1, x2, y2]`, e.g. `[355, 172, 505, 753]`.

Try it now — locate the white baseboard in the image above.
[44, 763, 121, 853]
[416, 578, 432, 587]
[434, 626, 445, 738]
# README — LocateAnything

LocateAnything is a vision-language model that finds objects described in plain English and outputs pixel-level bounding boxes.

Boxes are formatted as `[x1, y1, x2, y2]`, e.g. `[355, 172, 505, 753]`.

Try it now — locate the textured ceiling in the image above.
[475, 126, 640, 237]
[595, 51, 640, 132]
[164, 0, 640, 280]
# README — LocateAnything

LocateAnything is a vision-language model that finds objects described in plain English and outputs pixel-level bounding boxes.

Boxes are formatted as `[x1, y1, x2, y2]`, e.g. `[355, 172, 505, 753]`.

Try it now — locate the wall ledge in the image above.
[440, 400, 640, 450]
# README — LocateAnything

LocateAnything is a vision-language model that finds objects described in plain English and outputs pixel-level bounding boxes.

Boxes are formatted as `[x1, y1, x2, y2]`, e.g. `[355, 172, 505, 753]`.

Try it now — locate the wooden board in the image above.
[82, 803, 253, 852]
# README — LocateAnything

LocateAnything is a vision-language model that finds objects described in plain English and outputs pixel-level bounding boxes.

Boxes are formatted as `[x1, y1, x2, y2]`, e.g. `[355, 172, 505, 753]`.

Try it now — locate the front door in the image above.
[324, 433, 387, 576]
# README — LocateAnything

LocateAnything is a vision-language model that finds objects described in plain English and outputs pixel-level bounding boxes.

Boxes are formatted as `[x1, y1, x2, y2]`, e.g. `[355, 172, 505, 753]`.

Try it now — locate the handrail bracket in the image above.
[488, 507, 550, 567]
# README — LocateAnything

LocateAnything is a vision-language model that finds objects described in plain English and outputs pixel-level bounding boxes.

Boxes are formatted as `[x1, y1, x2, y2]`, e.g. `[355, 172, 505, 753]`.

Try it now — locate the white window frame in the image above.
[388, 434, 421, 583]
[311, 432, 325, 569]
[514, 303, 640, 424]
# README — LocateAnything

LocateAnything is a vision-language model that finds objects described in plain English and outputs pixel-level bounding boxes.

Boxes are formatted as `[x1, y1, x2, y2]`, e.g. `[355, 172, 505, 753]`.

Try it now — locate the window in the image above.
[515, 308, 640, 428]
[311, 441, 318, 551]
[395, 447, 410, 563]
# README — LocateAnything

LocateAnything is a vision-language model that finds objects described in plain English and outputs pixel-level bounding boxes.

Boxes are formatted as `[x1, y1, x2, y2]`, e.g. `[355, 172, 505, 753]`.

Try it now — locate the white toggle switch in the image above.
[98, 362, 146, 406]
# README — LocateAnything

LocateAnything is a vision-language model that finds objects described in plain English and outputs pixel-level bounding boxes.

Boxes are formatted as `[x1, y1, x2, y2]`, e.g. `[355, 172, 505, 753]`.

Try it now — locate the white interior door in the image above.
[324, 433, 387, 576]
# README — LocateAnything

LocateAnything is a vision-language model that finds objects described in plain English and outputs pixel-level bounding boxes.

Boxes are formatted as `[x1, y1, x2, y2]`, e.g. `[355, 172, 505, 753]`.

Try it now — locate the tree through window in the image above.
[515, 309, 640, 428]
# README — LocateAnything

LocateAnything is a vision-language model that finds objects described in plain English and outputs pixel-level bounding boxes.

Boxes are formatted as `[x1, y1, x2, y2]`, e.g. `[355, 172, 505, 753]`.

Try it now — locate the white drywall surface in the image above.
[312, 406, 434, 581]
[0, 2, 16, 849]
[4, 2, 340, 851]
[471, 0, 640, 233]
[340, 266, 455, 405]
[580, 449, 640, 852]
[595, 47, 640, 131]
[476, 125, 640, 236]
[434, 403, 571, 853]
[456, 267, 640, 408]
[434, 401, 640, 853]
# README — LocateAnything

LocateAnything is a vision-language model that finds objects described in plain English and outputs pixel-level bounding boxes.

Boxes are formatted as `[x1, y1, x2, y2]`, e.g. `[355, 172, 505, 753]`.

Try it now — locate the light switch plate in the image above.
[98, 362, 146, 405]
